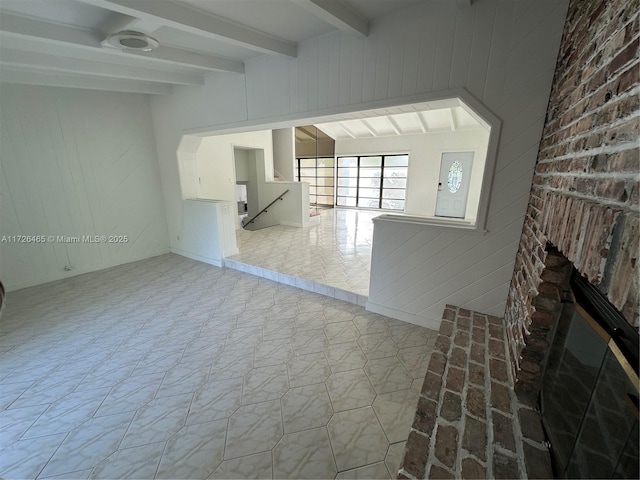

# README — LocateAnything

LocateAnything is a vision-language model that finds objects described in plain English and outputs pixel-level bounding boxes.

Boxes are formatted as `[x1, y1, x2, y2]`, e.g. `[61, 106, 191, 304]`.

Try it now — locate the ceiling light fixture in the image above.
[106, 31, 159, 52]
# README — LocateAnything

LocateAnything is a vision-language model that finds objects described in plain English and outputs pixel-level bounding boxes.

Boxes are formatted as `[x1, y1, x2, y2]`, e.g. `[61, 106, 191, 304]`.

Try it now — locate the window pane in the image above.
[300, 178, 313, 184]
[384, 167, 407, 178]
[316, 177, 334, 187]
[299, 158, 316, 168]
[384, 155, 409, 167]
[337, 187, 357, 197]
[383, 178, 406, 188]
[358, 187, 380, 198]
[358, 198, 380, 208]
[382, 189, 405, 199]
[361, 156, 382, 167]
[317, 157, 334, 167]
[360, 177, 381, 188]
[309, 186, 317, 195]
[338, 157, 357, 167]
[337, 197, 356, 206]
[382, 199, 405, 210]
[338, 167, 358, 178]
[299, 169, 316, 177]
[359, 168, 381, 177]
[316, 187, 334, 196]
[337, 178, 357, 187]
[317, 167, 334, 177]
[317, 195, 334, 205]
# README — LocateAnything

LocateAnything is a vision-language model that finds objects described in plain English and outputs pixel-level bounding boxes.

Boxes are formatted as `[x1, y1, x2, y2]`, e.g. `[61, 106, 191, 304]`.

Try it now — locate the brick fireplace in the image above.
[399, 0, 638, 478]
[504, 0, 639, 401]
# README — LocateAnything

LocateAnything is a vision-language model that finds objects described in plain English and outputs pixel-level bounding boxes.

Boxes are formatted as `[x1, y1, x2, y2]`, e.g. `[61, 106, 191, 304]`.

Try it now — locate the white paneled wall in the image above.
[150, 0, 569, 324]
[1, 84, 169, 290]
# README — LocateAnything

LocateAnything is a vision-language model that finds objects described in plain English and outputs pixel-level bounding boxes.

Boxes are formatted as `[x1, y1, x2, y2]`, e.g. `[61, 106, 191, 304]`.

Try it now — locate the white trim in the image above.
[4, 248, 170, 292]
[170, 247, 222, 267]
[185, 89, 487, 136]
[372, 214, 487, 234]
[365, 300, 441, 331]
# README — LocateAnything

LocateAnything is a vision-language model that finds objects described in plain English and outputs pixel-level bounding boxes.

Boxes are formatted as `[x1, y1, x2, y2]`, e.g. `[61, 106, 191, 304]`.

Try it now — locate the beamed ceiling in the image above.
[0, 0, 430, 95]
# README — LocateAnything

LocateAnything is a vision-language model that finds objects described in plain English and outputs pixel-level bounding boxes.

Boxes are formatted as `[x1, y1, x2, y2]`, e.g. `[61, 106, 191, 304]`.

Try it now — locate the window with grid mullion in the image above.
[336, 154, 407, 211]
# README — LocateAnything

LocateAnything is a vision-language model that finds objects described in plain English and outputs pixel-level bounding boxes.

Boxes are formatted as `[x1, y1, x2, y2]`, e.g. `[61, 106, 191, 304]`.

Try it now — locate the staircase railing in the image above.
[241, 189, 289, 228]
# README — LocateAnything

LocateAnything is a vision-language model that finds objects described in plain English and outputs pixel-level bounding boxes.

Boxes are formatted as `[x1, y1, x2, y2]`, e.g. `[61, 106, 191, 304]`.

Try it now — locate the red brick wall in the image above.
[505, 0, 639, 373]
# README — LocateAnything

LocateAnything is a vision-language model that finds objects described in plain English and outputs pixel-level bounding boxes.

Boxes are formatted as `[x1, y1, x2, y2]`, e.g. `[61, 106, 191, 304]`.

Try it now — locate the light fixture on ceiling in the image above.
[106, 31, 159, 52]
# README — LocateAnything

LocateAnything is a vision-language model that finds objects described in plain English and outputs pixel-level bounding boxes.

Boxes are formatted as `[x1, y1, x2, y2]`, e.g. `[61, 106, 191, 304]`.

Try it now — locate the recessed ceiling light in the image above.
[106, 31, 159, 52]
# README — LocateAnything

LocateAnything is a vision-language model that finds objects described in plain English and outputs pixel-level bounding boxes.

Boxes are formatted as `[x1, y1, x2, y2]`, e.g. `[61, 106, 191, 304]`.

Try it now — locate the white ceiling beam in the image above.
[0, 48, 204, 86]
[79, 0, 297, 57]
[339, 123, 356, 138]
[125, 45, 244, 73]
[295, 0, 369, 38]
[0, 13, 244, 74]
[0, 67, 171, 95]
[360, 119, 379, 137]
[0, 32, 210, 75]
[448, 109, 457, 131]
[313, 124, 337, 140]
[386, 116, 402, 135]
[415, 112, 428, 133]
[0, 12, 103, 48]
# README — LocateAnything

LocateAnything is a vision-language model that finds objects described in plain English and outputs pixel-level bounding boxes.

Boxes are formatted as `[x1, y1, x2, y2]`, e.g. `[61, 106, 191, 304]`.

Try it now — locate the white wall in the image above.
[1, 84, 169, 290]
[335, 128, 489, 221]
[234, 148, 250, 182]
[196, 130, 273, 201]
[173, 130, 308, 238]
[272, 128, 295, 181]
[150, 0, 569, 322]
[174, 199, 238, 267]
[253, 149, 310, 228]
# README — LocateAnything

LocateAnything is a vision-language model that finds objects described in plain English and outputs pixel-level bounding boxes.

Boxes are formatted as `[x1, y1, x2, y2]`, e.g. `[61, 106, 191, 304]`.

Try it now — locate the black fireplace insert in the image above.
[540, 268, 639, 479]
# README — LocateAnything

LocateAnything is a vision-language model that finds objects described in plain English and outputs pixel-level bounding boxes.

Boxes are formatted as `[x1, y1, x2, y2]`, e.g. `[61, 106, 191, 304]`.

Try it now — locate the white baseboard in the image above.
[365, 301, 441, 331]
[279, 221, 304, 228]
[5, 248, 170, 292]
[170, 248, 222, 267]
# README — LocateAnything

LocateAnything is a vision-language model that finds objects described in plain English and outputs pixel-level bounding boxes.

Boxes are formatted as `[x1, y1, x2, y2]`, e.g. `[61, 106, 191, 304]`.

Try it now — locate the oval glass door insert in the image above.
[447, 161, 463, 193]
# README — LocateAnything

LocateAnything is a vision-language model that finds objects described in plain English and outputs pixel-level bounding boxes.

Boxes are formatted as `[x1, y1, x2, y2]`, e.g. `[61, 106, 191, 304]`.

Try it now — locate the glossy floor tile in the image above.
[231, 208, 379, 297]
[0, 254, 437, 479]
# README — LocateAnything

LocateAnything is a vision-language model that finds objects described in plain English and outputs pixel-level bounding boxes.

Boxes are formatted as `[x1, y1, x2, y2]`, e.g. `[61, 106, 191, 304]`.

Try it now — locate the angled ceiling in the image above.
[0, 0, 425, 95]
[314, 105, 484, 140]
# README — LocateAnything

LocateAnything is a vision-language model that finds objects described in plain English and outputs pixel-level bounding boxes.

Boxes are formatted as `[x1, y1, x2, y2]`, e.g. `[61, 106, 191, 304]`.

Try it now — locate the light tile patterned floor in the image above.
[231, 208, 379, 297]
[0, 254, 437, 479]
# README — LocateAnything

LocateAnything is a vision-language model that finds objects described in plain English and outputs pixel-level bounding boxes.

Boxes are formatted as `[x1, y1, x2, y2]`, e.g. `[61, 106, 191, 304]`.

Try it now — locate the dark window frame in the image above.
[295, 157, 335, 207]
[336, 154, 408, 211]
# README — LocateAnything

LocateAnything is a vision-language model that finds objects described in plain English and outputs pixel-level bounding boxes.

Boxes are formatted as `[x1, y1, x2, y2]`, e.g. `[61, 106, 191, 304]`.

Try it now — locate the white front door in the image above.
[435, 152, 474, 219]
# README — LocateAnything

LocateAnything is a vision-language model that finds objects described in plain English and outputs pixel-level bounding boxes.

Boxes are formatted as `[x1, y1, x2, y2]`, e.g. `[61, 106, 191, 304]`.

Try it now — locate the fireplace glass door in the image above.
[540, 282, 639, 479]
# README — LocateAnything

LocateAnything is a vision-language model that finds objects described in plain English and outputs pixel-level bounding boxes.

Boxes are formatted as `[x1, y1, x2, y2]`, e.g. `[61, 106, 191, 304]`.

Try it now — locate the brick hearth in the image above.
[399, 306, 550, 479]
